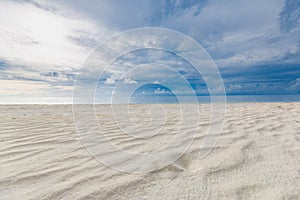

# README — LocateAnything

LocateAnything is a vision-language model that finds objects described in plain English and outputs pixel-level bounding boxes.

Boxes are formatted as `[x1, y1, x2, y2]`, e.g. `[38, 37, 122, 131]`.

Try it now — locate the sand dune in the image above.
[0, 103, 299, 199]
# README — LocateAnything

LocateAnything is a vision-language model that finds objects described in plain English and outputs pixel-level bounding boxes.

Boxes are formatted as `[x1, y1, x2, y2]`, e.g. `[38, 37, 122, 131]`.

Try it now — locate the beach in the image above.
[0, 103, 299, 199]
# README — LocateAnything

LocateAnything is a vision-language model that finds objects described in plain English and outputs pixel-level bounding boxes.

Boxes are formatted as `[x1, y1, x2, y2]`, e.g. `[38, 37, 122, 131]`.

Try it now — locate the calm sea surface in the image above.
[128, 95, 300, 104]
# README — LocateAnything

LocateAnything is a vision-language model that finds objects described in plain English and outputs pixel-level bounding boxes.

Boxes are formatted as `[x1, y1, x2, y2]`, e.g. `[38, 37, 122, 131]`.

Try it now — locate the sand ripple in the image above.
[0, 103, 299, 199]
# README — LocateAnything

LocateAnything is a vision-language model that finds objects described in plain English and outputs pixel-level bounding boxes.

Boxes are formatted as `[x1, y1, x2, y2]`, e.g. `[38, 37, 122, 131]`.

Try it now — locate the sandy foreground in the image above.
[0, 103, 299, 199]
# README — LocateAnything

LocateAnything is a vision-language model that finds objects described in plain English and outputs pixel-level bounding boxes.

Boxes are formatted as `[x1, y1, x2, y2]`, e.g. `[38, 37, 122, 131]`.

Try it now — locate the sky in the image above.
[0, 0, 299, 103]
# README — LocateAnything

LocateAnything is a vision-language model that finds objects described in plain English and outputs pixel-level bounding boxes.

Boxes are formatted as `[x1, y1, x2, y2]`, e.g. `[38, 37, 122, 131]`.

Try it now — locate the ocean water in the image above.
[224, 95, 300, 103]
[128, 95, 300, 104]
[3, 95, 300, 104]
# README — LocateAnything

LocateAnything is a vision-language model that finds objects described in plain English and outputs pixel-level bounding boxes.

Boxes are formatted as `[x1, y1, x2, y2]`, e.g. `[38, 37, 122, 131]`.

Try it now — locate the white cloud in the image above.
[1, 0, 300, 103]
[1, 0, 296, 71]
[104, 76, 137, 85]
[0, 80, 49, 95]
[154, 87, 169, 94]
[159, 0, 299, 67]
[123, 77, 137, 84]
[104, 76, 117, 85]
[0, 0, 106, 69]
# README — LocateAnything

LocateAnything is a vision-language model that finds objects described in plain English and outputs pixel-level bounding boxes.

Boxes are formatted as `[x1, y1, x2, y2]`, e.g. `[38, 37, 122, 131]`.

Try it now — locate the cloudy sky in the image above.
[0, 0, 299, 103]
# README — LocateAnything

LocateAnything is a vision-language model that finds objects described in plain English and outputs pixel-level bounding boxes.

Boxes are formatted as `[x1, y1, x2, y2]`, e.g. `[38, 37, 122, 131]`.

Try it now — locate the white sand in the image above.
[0, 103, 299, 199]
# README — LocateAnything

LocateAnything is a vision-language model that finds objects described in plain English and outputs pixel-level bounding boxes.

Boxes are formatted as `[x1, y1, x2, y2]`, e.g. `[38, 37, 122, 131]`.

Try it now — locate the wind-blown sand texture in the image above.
[0, 103, 299, 199]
